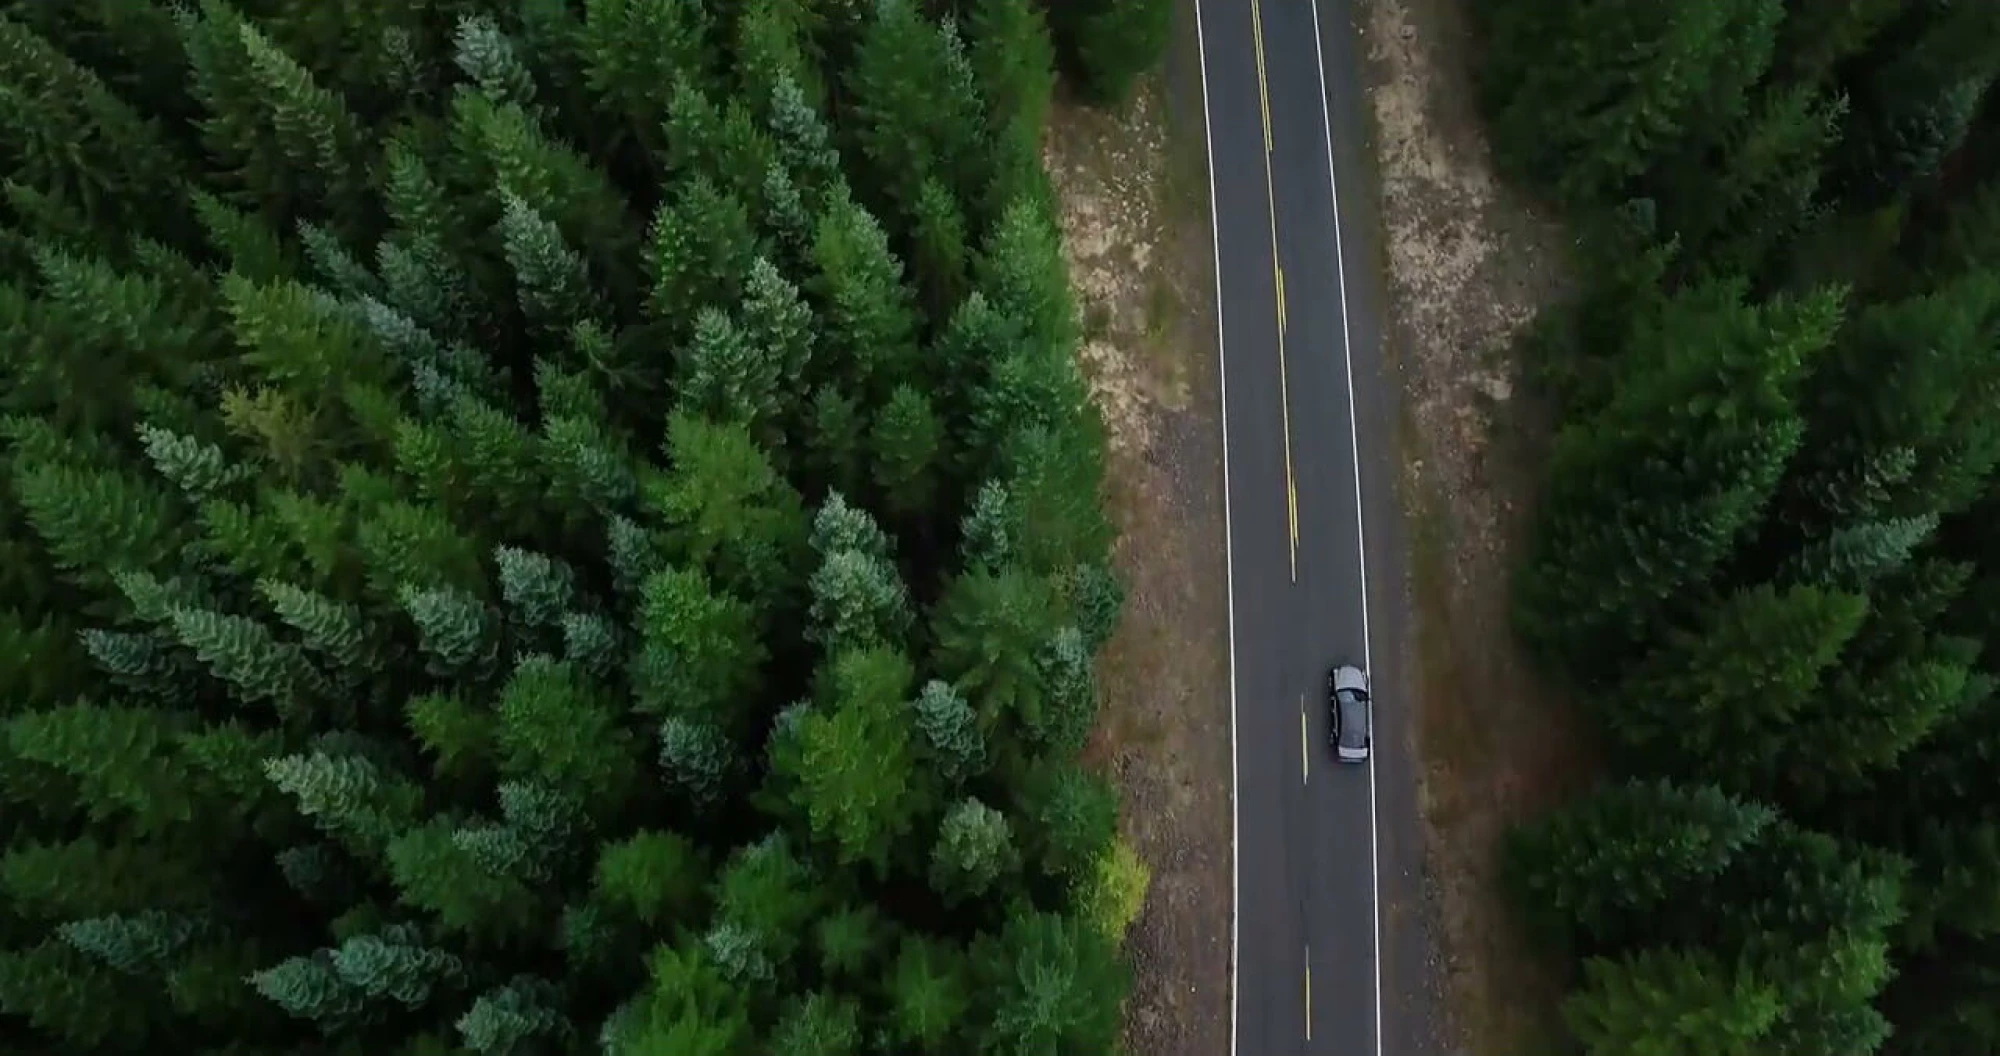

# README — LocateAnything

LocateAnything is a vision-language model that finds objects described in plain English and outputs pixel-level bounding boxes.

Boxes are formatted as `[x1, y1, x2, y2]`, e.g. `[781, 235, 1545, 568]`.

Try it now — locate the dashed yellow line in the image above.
[1305, 945, 1313, 1040]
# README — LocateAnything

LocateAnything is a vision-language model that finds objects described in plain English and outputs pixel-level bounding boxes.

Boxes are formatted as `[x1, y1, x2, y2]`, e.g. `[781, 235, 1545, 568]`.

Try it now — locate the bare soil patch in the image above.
[1357, 0, 1599, 1050]
[1044, 60, 1234, 1056]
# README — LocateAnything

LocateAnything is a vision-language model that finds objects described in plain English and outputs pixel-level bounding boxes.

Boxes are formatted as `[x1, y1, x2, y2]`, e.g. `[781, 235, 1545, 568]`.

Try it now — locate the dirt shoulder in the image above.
[1042, 16, 1235, 1056]
[1356, 0, 1596, 1052]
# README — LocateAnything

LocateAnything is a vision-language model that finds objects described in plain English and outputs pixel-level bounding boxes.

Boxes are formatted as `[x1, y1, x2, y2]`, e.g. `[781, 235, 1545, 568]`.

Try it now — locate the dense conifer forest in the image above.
[0, 0, 1173, 1051]
[1481, 0, 2000, 1052]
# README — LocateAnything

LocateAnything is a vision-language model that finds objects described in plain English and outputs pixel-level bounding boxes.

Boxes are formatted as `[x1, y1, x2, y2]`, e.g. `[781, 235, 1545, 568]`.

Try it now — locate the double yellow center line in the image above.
[1251, 0, 1300, 584]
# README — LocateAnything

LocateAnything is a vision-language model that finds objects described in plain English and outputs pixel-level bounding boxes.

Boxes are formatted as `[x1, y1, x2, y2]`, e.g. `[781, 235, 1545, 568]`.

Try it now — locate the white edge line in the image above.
[1188, 5, 1242, 1056]
[1305, 3, 1384, 1056]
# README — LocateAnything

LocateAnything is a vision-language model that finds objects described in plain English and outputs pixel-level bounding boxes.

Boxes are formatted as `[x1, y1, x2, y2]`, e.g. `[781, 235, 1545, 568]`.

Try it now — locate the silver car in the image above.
[1328, 664, 1371, 763]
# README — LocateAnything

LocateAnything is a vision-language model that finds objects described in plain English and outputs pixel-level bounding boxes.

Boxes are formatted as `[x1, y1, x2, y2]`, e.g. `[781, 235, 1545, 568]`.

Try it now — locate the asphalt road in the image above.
[1194, 0, 1424, 1053]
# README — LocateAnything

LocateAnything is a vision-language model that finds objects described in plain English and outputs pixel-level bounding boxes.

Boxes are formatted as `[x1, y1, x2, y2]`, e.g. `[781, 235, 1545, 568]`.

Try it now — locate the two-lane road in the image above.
[1196, 0, 1408, 1052]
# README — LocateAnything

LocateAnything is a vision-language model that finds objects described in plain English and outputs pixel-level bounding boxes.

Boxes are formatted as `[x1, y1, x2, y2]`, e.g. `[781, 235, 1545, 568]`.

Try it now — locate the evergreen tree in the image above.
[649, 410, 810, 607]
[1502, 779, 1776, 952]
[872, 383, 946, 519]
[846, 0, 986, 225]
[1480, 0, 1786, 205]
[884, 934, 971, 1053]
[1516, 281, 1844, 678]
[776, 647, 923, 874]
[972, 907, 1127, 1056]
[811, 190, 920, 401]
[578, 0, 713, 155]
[457, 975, 571, 1054]
[1602, 583, 1869, 789]
[1049, 0, 1174, 107]
[593, 829, 707, 928]
[929, 796, 1017, 903]
[1563, 946, 1783, 1056]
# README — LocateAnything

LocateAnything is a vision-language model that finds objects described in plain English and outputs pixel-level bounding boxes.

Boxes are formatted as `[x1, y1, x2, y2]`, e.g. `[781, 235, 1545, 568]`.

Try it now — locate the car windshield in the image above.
[1338, 693, 1367, 749]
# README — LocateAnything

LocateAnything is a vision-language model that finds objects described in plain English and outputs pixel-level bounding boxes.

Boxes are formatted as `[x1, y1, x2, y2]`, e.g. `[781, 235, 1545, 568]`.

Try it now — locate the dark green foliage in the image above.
[1480, 0, 1786, 206]
[1563, 946, 1783, 1056]
[1048, 0, 1174, 107]
[1601, 583, 1869, 791]
[972, 907, 1127, 1054]
[0, 1, 1139, 1051]
[1516, 281, 1844, 678]
[1496, 3, 2000, 1048]
[1504, 779, 1777, 952]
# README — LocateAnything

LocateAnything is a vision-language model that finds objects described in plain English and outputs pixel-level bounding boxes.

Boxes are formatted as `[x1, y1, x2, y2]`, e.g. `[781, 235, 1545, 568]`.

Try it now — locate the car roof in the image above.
[1338, 694, 1367, 746]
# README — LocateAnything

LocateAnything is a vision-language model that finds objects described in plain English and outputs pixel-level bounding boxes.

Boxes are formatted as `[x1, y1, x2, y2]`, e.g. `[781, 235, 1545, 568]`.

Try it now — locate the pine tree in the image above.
[871, 383, 945, 518]
[677, 305, 785, 440]
[1017, 760, 1119, 884]
[1602, 583, 1868, 788]
[1050, 0, 1173, 107]
[6, 701, 195, 833]
[630, 564, 767, 728]
[770, 991, 863, 1056]
[1501, 778, 1775, 952]
[976, 196, 1078, 360]
[736, 0, 826, 120]
[497, 189, 603, 334]
[811, 190, 920, 400]
[495, 656, 642, 815]
[494, 546, 577, 630]
[778, 647, 923, 873]
[1832, 2, 2000, 207]
[967, 0, 1057, 160]
[399, 585, 499, 677]
[808, 547, 914, 655]
[58, 910, 205, 976]
[846, 0, 986, 224]
[739, 255, 816, 397]
[0, 14, 191, 244]
[0, 941, 147, 1048]
[1788, 270, 2000, 527]
[386, 818, 539, 942]
[708, 832, 823, 984]
[913, 678, 989, 786]
[578, 0, 713, 154]
[329, 927, 464, 1008]
[1480, 0, 1786, 204]
[266, 751, 423, 855]
[594, 829, 708, 928]
[172, 605, 326, 711]
[1515, 281, 1844, 678]
[815, 902, 888, 983]
[458, 975, 571, 1054]
[929, 797, 1017, 904]
[259, 578, 374, 675]
[1563, 946, 1782, 1056]
[13, 455, 185, 590]
[453, 15, 547, 122]
[1033, 625, 1097, 755]
[932, 565, 1063, 733]
[650, 411, 811, 606]
[645, 174, 757, 337]
[973, 907, 1127, 1056]
[884, 934, 971, 1053]
[604, 942, 756, 1054]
